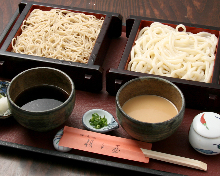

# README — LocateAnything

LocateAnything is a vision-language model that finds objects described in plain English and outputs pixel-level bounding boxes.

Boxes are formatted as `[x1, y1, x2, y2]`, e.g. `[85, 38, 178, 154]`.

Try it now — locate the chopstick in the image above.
[140, 148, 207, 171]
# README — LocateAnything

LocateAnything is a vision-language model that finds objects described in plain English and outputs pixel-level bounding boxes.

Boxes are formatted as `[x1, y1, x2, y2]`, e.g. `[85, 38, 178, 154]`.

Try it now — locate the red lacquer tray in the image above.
[0, 2, 220, 176]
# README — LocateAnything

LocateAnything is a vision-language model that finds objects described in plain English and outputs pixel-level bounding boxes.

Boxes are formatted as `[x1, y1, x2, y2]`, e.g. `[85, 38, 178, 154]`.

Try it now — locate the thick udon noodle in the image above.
[127, 22, 218, 83]
[12, 9, 104, 64]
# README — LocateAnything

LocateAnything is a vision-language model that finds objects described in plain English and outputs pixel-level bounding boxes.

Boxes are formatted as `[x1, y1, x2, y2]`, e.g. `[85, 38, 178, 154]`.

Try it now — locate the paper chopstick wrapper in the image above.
[59, 126, 152, 163]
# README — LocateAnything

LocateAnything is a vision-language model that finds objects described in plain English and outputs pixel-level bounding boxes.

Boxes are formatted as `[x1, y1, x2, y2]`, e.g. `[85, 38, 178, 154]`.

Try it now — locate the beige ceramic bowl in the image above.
[7, 67, 75, 132]
[116, 77, 185, 142]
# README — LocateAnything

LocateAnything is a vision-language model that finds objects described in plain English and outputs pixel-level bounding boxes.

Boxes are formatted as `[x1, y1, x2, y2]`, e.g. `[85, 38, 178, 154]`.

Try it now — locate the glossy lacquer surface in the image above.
[0, 0, 220, 176]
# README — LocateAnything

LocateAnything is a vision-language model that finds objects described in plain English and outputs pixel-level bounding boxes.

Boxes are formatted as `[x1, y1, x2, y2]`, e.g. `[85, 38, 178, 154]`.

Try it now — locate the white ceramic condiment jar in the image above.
[189, 112, 220, 155]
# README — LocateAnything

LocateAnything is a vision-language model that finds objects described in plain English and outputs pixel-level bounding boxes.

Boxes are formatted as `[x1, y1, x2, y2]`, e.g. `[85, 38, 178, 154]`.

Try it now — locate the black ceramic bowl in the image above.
[7, 67, 75, 132]
[116, 77, 185, 142]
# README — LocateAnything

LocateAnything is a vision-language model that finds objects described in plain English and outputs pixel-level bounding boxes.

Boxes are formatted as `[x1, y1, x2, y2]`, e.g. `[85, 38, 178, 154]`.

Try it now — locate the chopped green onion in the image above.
[89, 113, 108, 129]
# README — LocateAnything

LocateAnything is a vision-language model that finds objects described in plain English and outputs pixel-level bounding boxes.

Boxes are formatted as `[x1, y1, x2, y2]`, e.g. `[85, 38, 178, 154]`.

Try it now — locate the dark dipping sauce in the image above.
[14, 85, 69, 112]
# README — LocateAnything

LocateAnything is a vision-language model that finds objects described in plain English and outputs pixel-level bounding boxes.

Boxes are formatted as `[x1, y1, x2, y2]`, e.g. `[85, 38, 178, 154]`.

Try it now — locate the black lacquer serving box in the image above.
[106, 15, 220, 111]
[0, 1, 122, 92]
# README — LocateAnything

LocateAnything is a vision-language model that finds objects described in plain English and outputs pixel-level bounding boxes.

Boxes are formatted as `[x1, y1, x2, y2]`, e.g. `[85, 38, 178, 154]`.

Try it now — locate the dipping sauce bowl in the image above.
[116, 77, 185, 142]
[7, 67, 75, 132]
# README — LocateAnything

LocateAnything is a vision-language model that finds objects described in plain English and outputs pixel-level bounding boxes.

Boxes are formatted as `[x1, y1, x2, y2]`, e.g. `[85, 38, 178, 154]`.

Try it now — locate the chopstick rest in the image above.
[140, 148, 207, 171]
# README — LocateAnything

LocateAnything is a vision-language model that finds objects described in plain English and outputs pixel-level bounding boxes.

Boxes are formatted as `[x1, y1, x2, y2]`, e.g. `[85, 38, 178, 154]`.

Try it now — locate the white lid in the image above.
[192, 112, 220, 138]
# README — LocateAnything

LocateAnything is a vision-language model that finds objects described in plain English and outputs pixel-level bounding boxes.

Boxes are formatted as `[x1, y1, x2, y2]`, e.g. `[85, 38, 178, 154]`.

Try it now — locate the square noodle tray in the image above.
[0, 1, 122, 92]
[106, 15, 220, 111]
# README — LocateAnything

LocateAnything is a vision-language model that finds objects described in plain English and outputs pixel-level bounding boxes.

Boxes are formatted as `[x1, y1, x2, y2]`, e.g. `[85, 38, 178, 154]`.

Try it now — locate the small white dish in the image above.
[0, 80, 11, 119]
[82, 109, 119, 133]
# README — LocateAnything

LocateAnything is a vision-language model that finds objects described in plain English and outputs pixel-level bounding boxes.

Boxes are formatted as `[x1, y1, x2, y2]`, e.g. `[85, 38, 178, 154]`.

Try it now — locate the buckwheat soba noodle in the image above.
[12, 9, 104, 64]
[127, 22, 218, 83]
